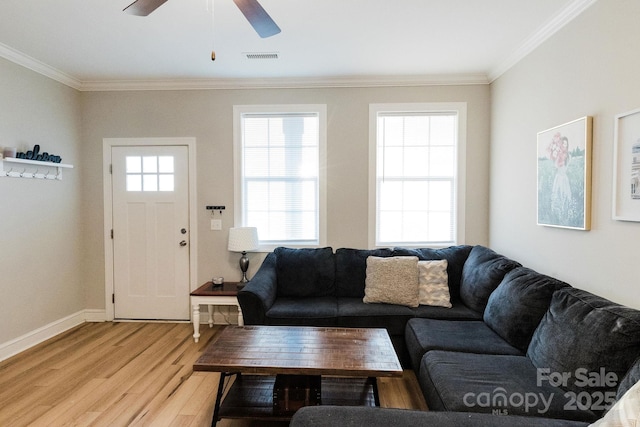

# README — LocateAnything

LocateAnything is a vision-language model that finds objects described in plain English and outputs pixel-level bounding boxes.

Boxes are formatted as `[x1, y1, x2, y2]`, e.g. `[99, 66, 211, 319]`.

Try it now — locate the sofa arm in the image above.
[237, 252, 278, 324]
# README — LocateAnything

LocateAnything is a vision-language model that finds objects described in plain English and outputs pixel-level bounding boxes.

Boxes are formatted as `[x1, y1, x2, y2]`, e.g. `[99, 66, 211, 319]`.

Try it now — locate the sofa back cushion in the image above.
[275, 247, 335, 298]
[392, 245, 472, 301]
[527, 287, 640, 397]
[459, 246, 521, 313]
[483, 267, 570, 352]
[335, 248, 393, 297]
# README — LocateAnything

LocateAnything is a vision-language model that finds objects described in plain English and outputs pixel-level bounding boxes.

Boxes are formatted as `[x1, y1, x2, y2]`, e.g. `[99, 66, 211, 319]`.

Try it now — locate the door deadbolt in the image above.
[181, 228, 187, 234]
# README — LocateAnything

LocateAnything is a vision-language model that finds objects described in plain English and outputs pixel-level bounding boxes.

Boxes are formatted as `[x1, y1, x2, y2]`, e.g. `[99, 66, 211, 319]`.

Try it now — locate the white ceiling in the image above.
[0, 0, 594, 90]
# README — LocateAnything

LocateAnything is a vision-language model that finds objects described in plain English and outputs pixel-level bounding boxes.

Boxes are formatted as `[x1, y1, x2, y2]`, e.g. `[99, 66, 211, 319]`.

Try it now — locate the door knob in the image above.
[179, 240, 187, 247]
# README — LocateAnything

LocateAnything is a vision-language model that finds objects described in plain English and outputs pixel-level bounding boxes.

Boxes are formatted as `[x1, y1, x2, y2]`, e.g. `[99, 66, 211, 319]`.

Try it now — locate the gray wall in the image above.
[81, 85, 491, 310]
[0, 58, 84, 343]
[490, 0, 640, 309]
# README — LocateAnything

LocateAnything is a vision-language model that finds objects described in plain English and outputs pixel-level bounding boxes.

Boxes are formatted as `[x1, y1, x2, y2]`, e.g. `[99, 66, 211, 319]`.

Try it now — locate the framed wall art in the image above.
[537, 116, 593, 230]
[612, 108, 640, 221]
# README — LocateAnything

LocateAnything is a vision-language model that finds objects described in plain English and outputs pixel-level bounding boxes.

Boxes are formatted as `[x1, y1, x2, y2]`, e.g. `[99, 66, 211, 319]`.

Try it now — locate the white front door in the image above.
[111, 145, 190, 320]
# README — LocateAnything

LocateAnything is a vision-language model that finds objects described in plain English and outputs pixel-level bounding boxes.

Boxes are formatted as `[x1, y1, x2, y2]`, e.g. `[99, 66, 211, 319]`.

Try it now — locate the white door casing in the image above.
[103, 138, 197, 321]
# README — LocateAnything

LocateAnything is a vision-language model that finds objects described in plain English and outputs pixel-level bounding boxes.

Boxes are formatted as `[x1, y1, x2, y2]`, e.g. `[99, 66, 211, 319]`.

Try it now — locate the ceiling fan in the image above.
[123, 0, 281, 38]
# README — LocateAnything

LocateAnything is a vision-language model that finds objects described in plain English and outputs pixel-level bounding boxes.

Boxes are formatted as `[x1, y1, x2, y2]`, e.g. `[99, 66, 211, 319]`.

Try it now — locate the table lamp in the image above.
[228, 227, 259, 283]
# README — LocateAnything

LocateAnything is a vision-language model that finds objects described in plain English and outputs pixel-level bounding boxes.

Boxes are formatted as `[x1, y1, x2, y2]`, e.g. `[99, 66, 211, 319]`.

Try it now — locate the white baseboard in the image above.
[84, 309, 107, 322]
[0, 309, 107, 362]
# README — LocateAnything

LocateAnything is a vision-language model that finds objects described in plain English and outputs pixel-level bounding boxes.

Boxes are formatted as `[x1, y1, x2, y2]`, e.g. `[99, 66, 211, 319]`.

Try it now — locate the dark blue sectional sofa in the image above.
[238, 245, 640, 425]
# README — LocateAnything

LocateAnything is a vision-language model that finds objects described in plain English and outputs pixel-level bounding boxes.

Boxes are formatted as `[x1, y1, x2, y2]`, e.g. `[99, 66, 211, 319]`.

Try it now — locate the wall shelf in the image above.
[1, 157, 74, 180]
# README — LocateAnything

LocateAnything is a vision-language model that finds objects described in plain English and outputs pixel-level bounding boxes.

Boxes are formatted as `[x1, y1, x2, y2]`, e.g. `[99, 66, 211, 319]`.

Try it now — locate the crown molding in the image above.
[0, 42, 82, 90]
[1, 0, 595, 91]
[78, 73, 489, 92]
[488, 0, 598, 82]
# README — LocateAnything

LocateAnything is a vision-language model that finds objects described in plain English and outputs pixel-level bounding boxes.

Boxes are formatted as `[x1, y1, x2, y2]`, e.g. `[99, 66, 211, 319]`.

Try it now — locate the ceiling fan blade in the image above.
[233, 0, 281, 38]
[123, 0, 169, 16]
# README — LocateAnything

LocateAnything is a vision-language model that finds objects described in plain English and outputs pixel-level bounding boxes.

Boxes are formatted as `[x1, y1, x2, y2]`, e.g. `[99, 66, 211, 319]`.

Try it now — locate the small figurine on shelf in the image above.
[16, 144, 62, 163]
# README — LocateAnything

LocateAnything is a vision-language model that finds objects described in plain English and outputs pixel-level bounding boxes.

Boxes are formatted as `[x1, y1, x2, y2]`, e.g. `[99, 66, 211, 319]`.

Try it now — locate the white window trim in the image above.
[368, 102, 467, 248]
[233, 104, 328, 251]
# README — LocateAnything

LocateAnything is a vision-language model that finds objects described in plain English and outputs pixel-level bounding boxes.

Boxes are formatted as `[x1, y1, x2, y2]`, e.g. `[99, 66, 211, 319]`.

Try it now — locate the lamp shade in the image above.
[228, 227, 259, 252]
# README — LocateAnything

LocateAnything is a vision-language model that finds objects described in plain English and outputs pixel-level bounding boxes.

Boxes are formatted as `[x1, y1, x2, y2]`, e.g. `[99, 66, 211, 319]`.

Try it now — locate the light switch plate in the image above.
[211, 219, 222, 230]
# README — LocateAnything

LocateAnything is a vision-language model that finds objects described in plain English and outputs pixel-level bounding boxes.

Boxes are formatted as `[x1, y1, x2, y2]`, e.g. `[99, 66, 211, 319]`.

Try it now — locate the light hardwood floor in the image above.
[0, 322, 427, 426]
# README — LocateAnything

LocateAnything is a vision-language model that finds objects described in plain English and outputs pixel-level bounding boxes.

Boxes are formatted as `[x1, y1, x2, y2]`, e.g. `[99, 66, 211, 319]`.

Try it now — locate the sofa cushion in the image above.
[335, 248, 393, 298]
[291, 406, 591, 427]
[337, 297, 414, 335]
[393, 245, 472, 301]
[410, 301, 483, 320]
[363, 256, 419, 308]
[419, 351, 598, 422]
[527, 287, 640, 399]
[483, 267, 570, 352]
[275, 247, 335, 298]
[266, 296, 338, 326]
[405, 318, 522, 371]
[459, 246, 521, 314]
[418, 260, 451, 307]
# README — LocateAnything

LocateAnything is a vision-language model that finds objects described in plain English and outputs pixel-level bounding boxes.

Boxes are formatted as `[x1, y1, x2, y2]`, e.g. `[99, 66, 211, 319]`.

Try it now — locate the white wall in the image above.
[490, 0, 640, 309]
[0, 58, 84, 345]
[81, 84, 491, 310]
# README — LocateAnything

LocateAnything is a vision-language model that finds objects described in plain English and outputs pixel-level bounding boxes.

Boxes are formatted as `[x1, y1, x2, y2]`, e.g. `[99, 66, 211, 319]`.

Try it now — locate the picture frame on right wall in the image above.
[613, 108, 640, 221]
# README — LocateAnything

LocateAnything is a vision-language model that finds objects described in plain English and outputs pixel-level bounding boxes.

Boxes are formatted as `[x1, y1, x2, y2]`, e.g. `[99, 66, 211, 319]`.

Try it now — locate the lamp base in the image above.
[239, 251, 250, 283]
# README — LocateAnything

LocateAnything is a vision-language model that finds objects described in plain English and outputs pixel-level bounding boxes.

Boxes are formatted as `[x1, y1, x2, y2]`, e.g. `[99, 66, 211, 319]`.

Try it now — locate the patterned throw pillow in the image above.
[590, 378, 640, 426]
[418, 260, 452, 308]
[363, 256, 420, 308]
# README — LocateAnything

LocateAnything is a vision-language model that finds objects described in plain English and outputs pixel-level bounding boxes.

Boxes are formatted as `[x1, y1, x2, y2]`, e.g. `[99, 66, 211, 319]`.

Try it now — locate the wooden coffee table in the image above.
[193, 325, 403, 425]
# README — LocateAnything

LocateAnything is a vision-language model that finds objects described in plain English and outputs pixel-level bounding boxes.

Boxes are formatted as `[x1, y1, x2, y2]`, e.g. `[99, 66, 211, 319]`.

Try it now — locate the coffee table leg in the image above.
[369, 377, 380, 406]
[210, 372, 227, 427]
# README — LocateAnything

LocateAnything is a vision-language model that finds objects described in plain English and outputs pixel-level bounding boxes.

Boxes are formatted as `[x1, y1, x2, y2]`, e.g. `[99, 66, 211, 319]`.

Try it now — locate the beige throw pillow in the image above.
[363, 256, 419, 308]
[418, 259, 452, 308]
[589, 378, 640, 426]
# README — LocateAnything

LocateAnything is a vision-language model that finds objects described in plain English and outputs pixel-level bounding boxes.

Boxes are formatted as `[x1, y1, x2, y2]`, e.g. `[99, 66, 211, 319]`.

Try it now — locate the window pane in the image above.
[404, 147, 429, 177]
[143, 156, 157, 173]
[379, 211, 403, 243]
[404, 116, 429, 146]
[429, 181, 452, 211]
[428, 212, 452, 241]
[143, 174, 158, 191]
[159, 174, 174, 191]
[431, 115, 456, 146]
[127, 174, 142, 191]
[158, 156, 174, 173]
[403, 211, 429, 242]
[126, 156, 141, 173]
[403, 181, 429, 211]
[379, 180, 403, 211]
[430, 147, 455, 176]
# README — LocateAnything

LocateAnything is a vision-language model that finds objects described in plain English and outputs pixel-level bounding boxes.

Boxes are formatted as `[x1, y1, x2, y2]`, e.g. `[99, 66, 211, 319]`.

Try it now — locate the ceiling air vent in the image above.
[245, 52, 279, 60]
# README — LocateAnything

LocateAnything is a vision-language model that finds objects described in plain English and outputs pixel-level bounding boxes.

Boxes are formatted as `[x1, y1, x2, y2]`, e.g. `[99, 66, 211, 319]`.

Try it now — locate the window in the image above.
[369, 103, 466, 247]
[125, 155, 174, 192]
[234, 105, 327, 248]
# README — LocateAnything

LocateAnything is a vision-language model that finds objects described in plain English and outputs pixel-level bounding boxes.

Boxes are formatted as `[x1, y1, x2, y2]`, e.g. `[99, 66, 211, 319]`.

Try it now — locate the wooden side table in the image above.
[190, 281, 244, 343]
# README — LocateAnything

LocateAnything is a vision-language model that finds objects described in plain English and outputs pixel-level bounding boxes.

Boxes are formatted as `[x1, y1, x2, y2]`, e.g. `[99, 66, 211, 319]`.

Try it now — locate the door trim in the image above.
[103, 138, 198, 321]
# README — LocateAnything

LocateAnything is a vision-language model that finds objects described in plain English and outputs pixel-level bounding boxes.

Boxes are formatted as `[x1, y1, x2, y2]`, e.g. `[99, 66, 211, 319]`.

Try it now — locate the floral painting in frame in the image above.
[537, 116, 593, 230]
